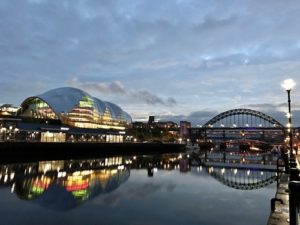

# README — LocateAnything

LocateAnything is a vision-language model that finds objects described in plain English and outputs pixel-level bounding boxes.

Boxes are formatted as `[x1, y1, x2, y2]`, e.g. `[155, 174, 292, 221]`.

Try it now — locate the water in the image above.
[0, 153, 276, 225]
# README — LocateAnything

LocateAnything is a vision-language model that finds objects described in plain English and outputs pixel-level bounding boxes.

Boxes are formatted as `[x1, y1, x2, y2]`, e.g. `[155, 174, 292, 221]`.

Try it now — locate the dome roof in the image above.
[37, 87, 90, 115]
[20, 87, 132, 123]
[104, 101, 122, 118]
[92, 97, 107, 115]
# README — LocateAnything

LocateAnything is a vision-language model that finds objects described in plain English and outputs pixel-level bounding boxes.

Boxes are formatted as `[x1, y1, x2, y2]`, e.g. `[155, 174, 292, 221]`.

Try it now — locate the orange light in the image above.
[66, 183, 89, 191]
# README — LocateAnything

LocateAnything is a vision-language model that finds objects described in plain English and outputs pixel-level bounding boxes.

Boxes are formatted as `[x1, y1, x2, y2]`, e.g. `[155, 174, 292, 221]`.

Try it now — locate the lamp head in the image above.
[281, 79, 296, 91]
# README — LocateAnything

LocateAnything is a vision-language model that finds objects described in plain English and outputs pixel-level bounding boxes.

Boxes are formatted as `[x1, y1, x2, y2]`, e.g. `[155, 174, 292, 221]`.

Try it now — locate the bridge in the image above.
[207, 166, 277, 190]
[190, 108, 288, 146]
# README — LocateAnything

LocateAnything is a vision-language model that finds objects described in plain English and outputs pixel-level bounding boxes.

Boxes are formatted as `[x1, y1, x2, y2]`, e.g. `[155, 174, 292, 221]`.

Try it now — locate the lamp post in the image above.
[281, 79, 296, 158]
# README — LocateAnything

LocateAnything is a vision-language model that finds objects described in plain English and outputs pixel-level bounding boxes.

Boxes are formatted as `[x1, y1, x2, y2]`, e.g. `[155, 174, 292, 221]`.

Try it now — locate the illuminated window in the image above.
[20, 98, 57, 119]
[41, 132, 66, 142]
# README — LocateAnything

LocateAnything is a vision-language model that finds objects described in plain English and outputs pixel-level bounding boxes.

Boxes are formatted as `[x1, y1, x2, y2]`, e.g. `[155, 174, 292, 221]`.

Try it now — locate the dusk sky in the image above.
[1, 0, 300, 125]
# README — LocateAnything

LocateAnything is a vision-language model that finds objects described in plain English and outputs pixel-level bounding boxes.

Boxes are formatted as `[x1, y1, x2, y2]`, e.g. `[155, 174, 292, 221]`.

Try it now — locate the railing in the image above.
[288, 157, 300, 225]
[204, 152, 278, 165]
[274, 157, 300, 225]
[289, 180, 300, 225]
[276, 157, 285, 187]
[270, 154, 289, 215]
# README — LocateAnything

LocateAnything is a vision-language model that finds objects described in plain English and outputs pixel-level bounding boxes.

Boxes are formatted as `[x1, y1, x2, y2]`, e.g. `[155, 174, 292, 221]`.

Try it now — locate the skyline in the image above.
[1, 0, 300, 125]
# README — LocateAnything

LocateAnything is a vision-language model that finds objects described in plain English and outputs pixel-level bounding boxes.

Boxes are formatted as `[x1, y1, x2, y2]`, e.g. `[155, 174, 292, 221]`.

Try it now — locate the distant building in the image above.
[148, 116, 155, 125]
[131, 120, 178, 130]
[179, 121, 191, 138]
[155, 121, 178, 129]
[130, 120, 179, 141]
[131, 121, 149, 129]
[0, 104, 19, 116]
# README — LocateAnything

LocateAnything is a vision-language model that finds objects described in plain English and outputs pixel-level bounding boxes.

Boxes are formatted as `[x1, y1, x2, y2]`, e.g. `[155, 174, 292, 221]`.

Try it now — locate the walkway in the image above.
[267, 173, 289, 225]
[267, 155, 300, 225]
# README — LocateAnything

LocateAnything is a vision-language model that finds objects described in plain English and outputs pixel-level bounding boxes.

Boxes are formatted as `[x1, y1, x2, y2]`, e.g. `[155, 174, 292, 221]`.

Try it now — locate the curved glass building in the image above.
[18, 87, 131, 130]
[0, 87, 132, 143]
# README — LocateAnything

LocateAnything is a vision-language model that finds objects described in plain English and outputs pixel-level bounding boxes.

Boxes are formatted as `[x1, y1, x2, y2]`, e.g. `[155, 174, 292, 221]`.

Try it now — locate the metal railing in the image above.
[271, 154, 288, 213]
[289, 158, 300, 225]
[276, 157, 285, 187]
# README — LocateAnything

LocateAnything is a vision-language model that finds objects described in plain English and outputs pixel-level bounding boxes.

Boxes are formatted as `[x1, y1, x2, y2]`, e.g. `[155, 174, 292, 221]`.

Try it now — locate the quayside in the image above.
[0, 142, 185, 163]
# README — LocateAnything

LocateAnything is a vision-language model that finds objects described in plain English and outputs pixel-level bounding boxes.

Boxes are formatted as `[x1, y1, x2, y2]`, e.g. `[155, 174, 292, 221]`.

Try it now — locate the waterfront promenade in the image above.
[267, 173, 289, 225]
[267, 155, 300, 225]
[0, 141, 185, 162]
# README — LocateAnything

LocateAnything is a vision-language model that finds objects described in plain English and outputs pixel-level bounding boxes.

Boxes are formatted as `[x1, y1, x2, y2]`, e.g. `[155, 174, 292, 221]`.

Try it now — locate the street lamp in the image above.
[281, 78, 296, 157]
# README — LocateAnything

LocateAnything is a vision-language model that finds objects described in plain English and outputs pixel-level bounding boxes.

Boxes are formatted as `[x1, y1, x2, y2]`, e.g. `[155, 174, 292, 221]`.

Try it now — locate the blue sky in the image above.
[1, 0, 300, 125]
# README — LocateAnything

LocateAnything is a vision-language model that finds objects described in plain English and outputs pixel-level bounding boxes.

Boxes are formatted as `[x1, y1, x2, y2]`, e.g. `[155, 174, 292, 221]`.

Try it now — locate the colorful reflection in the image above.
[0, 158, 130, 210]
[0, 152, 278, 211]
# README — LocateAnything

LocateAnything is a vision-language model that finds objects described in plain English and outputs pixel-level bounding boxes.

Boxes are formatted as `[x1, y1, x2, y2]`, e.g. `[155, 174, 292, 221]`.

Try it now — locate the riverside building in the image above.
[0, 87, 132, 143]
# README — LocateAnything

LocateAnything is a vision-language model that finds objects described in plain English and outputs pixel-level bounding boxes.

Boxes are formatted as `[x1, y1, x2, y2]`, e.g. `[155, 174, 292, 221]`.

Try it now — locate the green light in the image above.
[30, 186, 45, 195]
[79, 96, 95, 108]
[72, 189, 89, 199]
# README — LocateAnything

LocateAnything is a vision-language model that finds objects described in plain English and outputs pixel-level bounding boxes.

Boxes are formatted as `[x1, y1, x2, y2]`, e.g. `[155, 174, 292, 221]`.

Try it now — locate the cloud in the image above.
[136, 59, 179, 70]
[67, 77, 176, 107]
[244, 103, 300, 126]
[1, 0, 300, 122]
[102, 182, 176, 206]
[67, 77, 126, 94]
[129, 90, 176, 106]
[194, 15, 238, 32]
[247, 103, 300, 110]
[102, 192, 122, 207]
[156, 110, 218, 126]
[155, 107, 300, 127]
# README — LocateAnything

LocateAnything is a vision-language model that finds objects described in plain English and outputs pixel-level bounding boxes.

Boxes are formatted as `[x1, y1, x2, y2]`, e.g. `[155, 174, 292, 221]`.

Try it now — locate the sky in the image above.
[1, 0, 300, 126]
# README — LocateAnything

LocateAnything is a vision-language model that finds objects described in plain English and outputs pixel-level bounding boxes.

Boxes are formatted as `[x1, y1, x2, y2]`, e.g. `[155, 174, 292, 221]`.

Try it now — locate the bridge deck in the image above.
[203, 162, 278, 171]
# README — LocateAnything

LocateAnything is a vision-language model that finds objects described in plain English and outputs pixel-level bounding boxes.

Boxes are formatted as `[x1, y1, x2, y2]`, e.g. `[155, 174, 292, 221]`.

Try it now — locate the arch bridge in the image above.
[207, 166, 276, 190]
[190, 108, 286, 144]
[204, 108, 284, 128]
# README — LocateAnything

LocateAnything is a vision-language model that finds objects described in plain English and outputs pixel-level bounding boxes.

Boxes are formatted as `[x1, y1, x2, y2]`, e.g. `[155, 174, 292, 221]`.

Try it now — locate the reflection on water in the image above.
[207, 166, 276, 190]
[1, 157, 130, 210]
[0, 153, 277, 225]
[129, 154, 277, 190]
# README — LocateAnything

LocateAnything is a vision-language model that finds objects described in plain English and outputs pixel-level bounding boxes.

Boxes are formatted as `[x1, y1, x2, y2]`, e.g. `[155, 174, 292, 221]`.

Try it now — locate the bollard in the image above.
[147, 166, 154, 177]
[290, 161, 298, 169]
[283, 153, 290, 174]
[277, 157, 283, 186]
[290, 168, 300, 181]
[271, 198, 283, 212]
[289, 181, 300, 225]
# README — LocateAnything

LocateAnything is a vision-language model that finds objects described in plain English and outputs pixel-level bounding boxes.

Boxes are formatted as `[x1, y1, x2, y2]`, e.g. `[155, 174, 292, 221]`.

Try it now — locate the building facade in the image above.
[179, 121, 191, 138]
[0, 87, 132, 143]
[0, 104, 19, 116]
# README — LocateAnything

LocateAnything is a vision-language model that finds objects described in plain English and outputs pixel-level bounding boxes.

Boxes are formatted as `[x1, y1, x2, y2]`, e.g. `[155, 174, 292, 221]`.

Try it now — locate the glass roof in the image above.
[21, 87, 132, 122]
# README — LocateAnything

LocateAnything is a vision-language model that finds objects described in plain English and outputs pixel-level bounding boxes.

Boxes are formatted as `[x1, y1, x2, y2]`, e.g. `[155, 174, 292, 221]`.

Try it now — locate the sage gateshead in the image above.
[0, 87, 132, 143]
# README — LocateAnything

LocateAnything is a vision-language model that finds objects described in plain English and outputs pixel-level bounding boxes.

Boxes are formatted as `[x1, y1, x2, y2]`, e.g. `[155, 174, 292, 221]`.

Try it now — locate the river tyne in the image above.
[0, 152, 276, 225]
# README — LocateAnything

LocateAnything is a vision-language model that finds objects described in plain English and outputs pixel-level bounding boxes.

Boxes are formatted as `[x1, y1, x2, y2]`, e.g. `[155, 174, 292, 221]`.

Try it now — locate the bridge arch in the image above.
[208, 167, 276, 190]
[203, 108, 284, 128]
